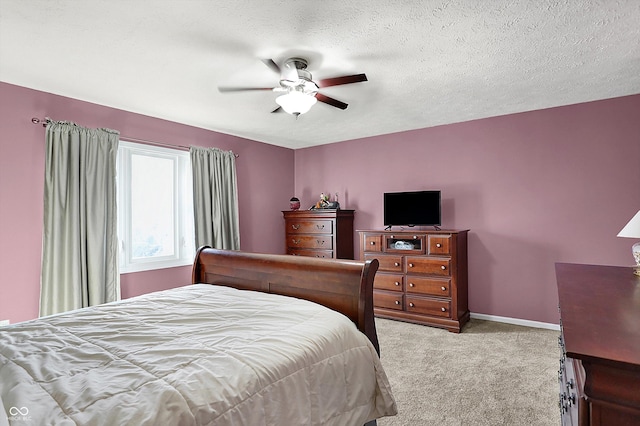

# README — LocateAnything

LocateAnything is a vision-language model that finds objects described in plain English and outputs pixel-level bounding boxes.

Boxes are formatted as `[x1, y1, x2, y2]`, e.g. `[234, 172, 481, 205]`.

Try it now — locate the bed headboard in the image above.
[192, 247, 380, 354]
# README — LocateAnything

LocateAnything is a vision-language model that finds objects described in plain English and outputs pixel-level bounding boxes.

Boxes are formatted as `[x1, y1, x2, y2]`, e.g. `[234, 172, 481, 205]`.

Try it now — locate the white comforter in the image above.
[0, 284, 396, 425]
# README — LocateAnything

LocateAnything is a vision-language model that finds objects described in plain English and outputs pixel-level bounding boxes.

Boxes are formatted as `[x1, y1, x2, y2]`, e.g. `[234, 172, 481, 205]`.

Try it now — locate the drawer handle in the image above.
[441, 286, 447, 291]
[441, 307, 446, 312]
[395, 281, 401, 286]
[317, 240, 325, 245]
[292, 239, 300, 245]
[395, 300, 400, 305]
[370, 241, 375, 245]
[441, 265, 446, 270]
[394, 262, 400, 267]
[292, 224, 300, 230]
[413, 235, 418, 239]
[409, 263, 414, 268]
[436, 243, 442, 248]
[409, 302, 415, 307]
[316, 224, 325, 230]
[409, 282, 414, 287]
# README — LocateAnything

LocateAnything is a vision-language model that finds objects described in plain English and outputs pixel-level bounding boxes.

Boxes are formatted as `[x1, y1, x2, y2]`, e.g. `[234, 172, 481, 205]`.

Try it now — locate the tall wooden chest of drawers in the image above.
[283, 210, 354, 259]
[358, 229, 469, 333]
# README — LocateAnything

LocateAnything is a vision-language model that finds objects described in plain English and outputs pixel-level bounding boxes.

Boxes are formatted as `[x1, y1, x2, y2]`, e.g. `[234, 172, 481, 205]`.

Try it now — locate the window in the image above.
[117, 141, 195, 273]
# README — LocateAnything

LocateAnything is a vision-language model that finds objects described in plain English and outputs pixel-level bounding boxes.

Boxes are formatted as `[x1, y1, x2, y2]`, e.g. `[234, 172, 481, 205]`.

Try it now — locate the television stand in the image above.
[358, 229, 469, 332]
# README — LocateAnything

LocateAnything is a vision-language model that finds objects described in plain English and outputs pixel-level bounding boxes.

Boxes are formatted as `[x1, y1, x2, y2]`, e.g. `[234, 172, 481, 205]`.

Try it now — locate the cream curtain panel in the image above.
[190, 146, 240, 250]
[40, 121, 120, 317]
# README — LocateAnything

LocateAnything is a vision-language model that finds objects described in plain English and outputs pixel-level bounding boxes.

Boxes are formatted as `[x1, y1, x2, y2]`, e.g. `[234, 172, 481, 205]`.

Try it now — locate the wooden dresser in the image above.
[555, 263, 640, 426]
[283, 209, 354, 259]
[358, 229, 469, 333]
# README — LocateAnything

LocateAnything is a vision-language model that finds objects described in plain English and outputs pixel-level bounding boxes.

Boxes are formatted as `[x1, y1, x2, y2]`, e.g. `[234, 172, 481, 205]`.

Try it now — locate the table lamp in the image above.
[617, 210, 640, 276]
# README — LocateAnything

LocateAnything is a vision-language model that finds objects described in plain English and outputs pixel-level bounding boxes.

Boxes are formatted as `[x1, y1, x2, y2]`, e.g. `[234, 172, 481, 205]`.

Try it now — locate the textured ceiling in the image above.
[1, 1, 639, 149]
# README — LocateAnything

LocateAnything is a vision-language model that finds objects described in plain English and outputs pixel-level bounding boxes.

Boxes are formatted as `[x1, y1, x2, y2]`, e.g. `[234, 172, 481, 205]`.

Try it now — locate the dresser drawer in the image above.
[288, 249, 333, 258]
[365, 254, 404, 272]
[363, 234, 382, 252]
[428, 235, 451, 255]
[406, 256, 451, 276]
[559, 356, 585, 426]
[287, 235, 333, 250]
[374, 290, 404, 310]
[406, 276, 451, 297]
[286, 220, 333, 234]
[406, 296, 451, 317]
[374, 273, 404, 292]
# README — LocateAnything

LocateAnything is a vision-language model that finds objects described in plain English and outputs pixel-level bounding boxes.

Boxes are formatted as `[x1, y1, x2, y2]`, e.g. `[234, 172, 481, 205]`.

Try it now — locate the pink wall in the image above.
[2, 82, 638, 326]
[294, 95, 640, 324]
[0, 82, 294, 324]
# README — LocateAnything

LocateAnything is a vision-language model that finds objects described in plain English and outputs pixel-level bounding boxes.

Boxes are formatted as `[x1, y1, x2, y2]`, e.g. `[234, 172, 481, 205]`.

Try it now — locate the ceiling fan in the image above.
[218, 58, 367, 116]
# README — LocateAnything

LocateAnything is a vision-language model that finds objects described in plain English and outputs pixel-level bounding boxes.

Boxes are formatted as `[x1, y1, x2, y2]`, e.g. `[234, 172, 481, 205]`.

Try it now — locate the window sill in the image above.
[120, 259, 193, 274]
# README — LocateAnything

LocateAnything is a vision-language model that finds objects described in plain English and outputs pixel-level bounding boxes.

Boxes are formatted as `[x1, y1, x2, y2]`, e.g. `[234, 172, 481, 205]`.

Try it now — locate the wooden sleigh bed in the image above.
[0, 248, 397, 425]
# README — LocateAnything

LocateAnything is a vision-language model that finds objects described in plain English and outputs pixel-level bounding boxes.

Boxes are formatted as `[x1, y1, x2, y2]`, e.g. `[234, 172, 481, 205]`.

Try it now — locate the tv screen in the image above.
[384, 190, 441, 227]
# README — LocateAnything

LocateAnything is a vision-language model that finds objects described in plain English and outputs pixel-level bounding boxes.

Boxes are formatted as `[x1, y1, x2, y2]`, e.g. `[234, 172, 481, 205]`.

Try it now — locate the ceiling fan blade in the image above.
[316, 93, 348, 110]
[317, 73, 368, 88]
[271, 106, 283, 113]
[261, 58, 281, 75]
[218, 86, 274, 93]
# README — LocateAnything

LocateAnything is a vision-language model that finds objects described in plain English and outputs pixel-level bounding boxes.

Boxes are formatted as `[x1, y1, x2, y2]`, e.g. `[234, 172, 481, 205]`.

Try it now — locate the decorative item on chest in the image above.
[312, 192, 340, 210]
[289, 197, 301, 210]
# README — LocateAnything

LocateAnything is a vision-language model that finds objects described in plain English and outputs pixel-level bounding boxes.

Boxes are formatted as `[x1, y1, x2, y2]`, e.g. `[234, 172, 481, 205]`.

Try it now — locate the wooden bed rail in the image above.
[192, 247, 381, 354]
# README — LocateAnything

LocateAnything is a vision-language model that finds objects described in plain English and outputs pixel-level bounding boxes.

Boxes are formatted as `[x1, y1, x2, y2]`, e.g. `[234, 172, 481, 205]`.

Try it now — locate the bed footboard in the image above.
[192, 247, 380, 353]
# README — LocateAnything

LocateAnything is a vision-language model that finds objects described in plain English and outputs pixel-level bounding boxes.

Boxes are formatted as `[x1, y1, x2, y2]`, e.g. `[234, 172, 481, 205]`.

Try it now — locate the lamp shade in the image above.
[617, 210, 640, 238]
[275, 92, 317, 115]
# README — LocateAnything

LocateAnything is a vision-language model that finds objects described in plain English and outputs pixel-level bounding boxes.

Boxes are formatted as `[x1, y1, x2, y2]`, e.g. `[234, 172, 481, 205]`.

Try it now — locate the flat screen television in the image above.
[383, 190, 441, 228]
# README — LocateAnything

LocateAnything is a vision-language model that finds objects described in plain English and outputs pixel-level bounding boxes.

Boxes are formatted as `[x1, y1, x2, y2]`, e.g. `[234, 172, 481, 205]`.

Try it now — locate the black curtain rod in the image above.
[30, 117, 238, 157]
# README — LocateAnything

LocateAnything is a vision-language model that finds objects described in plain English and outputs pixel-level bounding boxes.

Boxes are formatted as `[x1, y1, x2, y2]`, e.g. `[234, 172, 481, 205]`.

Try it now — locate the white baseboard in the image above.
[0, 320, 9, 327]
[470, 313, 560, 331]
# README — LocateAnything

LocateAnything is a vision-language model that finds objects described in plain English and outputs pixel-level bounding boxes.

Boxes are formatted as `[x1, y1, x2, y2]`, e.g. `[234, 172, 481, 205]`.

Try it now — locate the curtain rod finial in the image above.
[31, 117, 49, 127]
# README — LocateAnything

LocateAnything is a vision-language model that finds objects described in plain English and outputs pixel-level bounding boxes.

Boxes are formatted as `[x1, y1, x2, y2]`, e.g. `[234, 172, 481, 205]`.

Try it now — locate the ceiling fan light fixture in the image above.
[275, 91, 317, 115]
[219, 57, 365, 114]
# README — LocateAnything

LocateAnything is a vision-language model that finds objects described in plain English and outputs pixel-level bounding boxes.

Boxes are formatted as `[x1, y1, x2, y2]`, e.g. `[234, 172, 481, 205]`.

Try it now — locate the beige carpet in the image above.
[375, 318, 560, 426]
